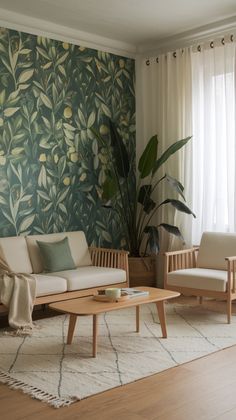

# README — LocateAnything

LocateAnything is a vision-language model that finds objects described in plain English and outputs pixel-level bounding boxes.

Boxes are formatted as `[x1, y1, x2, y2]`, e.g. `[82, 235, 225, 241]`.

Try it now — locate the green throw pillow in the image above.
[36, 236, 76, 272]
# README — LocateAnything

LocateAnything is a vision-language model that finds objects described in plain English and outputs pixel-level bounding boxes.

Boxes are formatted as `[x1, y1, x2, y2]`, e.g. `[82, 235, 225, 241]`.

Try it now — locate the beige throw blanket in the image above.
[0, 254, 36, 331]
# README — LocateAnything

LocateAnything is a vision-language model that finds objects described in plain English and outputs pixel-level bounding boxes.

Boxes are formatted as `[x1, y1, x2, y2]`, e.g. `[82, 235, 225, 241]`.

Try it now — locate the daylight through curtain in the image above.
[139, 36, 236, 248]
[191, 39, 236, 244]
[140, 48, 193, 250]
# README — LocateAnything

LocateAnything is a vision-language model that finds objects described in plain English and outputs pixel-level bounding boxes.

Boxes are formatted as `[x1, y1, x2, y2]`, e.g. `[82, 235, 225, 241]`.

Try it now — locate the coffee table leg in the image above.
[156, 301, 167, 338]
[93, 314, 98, 357]
[136, 306, 140, 332]
[67, 314, 77, 344]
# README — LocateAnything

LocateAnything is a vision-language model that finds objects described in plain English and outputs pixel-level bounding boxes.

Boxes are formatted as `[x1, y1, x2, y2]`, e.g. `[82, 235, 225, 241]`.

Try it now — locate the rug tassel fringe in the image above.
[0, 370, 79, 408]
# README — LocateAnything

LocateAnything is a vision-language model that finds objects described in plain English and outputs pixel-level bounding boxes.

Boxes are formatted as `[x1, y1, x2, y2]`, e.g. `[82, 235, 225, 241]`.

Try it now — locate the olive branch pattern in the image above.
[0, 27, 135, 247]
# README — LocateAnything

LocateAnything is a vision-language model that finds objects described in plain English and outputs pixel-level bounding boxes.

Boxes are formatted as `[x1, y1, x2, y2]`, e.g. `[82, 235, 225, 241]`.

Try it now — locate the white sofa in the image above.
[0, 231, 129, 310]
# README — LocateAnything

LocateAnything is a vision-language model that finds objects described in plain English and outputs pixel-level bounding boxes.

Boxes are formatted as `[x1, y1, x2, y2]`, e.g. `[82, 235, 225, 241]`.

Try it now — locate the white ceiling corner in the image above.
[0, 0, 236, 58]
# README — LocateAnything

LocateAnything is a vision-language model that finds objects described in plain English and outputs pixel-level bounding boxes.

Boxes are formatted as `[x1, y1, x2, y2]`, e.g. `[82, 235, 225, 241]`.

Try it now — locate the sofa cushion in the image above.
[0, 236, 33, 273]
[26, 231, 92, 273]
[48, 266, 127, 291]
[37, 237, 76, 272]
[167, 267, 227, 292]
[33, 274, 67, 297]
[197, 232, 236, 270]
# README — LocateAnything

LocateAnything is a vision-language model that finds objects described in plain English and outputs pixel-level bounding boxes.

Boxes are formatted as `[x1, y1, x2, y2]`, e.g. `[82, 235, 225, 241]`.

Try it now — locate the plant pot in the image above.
[128, 256, 156, 288]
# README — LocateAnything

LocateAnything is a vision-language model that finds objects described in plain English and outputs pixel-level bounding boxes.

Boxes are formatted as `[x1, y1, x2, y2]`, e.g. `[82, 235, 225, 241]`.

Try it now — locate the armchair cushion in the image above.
[197, 232, 236, 270]
[167, 268, 227, 292]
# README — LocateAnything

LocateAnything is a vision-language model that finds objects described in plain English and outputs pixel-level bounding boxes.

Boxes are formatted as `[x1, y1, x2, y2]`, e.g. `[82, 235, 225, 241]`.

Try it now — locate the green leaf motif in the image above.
[0, 27, 135, 247]
[4, 107, 20, 117]
[18, 69, 34, 84]
[40, 92, 52, 109]
[19, 214, 35, 233]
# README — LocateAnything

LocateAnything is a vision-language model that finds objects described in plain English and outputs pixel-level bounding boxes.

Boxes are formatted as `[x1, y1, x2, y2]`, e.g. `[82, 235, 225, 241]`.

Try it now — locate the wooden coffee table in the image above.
[49, 287, 179, 357]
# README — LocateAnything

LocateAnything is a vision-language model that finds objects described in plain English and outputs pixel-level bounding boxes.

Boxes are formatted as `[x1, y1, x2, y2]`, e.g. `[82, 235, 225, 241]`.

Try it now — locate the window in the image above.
[191, 44, 236, 244]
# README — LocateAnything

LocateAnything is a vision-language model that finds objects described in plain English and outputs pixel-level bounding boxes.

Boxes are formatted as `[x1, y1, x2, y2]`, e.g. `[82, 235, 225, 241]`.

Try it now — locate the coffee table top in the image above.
[49, 287, 180, 316]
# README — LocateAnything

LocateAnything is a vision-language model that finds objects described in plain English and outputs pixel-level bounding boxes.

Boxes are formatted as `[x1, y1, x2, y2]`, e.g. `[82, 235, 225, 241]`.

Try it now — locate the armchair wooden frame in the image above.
[164, 247, 236, 323]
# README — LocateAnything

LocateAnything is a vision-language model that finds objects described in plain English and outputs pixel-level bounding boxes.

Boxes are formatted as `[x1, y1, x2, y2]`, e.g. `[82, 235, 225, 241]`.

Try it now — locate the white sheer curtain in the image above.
[191, 40, 236, 244]
[140, 48, 193, 250]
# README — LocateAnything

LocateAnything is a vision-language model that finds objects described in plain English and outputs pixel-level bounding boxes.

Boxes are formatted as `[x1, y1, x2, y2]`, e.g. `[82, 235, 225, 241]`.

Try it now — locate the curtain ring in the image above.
[210, 41, 214, 48]
[197, 45, 201, 52]
[173, 51, 176, 58]
[156, 57, 159, 63]
[221, 38, 225, 45]
[230, 34, 234, 42]
[146, 59, 150, 66]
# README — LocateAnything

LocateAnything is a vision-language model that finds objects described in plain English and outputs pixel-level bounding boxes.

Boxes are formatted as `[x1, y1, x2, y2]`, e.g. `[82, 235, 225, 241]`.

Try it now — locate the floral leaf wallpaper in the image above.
[0, 27, 135, 248]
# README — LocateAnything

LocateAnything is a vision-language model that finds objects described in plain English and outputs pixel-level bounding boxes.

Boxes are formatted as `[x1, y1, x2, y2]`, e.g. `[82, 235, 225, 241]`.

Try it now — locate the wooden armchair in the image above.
[164, 232, 236, 323]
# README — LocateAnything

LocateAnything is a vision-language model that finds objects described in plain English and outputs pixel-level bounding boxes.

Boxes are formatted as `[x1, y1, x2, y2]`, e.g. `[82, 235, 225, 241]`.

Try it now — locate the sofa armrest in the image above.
[89, 247, 129, 284]
[164, 248, 198, 289]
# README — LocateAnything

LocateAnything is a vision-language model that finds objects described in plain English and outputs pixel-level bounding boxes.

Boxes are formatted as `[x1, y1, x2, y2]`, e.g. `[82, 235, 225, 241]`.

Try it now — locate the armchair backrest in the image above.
[197, 232, 236, 270]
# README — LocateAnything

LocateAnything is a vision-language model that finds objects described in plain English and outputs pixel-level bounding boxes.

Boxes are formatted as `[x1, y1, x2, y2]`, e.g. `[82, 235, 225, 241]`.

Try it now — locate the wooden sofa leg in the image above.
[227, 299, 231, 324]
[199, 297, 203, 304]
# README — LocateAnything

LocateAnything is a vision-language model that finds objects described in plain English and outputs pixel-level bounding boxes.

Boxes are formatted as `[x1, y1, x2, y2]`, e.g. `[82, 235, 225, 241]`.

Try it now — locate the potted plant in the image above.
[92, 120, 195, 286]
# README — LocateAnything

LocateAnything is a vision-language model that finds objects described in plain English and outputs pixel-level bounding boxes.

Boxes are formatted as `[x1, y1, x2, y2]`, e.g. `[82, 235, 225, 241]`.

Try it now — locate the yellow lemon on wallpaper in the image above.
[54, 154, 59, 164]
[69, 146, 75, 153]
[0, 156, 6, 165]
[119, 59, 125, 68]
[64, 107, 72, 118]
[70, 152, 78, 163]
[0, 117, 3, 126]
[63, 177, 70, 186]
[79, 173, 87, 181]
[39, 153, 47, 162]
[79, 46, 86, 52]
[62, 42, 69, 50]
[99, 124, 109, 135]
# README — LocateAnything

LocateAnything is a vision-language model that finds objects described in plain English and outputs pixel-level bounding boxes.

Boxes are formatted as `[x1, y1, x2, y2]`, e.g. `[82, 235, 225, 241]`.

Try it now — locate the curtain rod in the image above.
[145, 34, 234, 66]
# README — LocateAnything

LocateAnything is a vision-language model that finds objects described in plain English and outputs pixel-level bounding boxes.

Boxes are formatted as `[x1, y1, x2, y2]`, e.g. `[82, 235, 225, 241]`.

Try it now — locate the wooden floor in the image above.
[1, 299, 236, 420]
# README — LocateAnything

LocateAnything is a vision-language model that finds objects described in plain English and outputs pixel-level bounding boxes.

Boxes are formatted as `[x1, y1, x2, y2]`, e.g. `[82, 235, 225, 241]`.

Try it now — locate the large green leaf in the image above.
[153, 136, 192, 174]
[138, 185, 151, 203]
[138, 185, 156, 213]
[109, 120, 130, 178]
[159, 223, 184, 241]
[144, 225, 160, 254]
[102, 171, 118, 201]
[165, 174, 186, 201]
[138, 135, 158, 178]
[161, 198, 196, 217]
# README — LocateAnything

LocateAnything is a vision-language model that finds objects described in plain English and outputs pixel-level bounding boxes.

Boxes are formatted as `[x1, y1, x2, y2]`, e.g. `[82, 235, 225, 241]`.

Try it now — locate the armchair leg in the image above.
[198, 297, 203, 304]
[227, 299, 231, 324]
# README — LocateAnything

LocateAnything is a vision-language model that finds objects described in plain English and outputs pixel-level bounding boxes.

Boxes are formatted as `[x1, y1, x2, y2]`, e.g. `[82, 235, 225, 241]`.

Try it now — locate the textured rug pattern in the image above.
[1, 303, 236, 407]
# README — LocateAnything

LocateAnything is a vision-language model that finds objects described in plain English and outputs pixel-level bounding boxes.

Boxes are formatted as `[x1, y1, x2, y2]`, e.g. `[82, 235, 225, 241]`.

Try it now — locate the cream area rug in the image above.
[1, 302, 236, 408]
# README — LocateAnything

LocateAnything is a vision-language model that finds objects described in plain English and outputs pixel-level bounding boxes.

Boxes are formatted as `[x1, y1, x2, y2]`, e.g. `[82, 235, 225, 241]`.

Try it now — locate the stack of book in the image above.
[121, 288, 149, 298]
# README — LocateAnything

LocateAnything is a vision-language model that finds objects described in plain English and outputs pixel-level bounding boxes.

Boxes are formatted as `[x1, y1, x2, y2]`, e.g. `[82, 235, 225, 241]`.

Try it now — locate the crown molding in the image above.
[138, 15, 236, 57]
[1, 8, 235, 60]
[0, 8, 137, 59]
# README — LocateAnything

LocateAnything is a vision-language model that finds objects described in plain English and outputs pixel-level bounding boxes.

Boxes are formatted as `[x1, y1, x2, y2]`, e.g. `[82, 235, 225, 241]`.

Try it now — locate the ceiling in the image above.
[0, 0, 236, 54]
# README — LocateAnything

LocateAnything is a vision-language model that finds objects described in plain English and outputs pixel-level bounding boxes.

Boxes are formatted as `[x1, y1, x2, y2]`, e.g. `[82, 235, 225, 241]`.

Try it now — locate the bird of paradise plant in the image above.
[92, 120, 195, 256]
